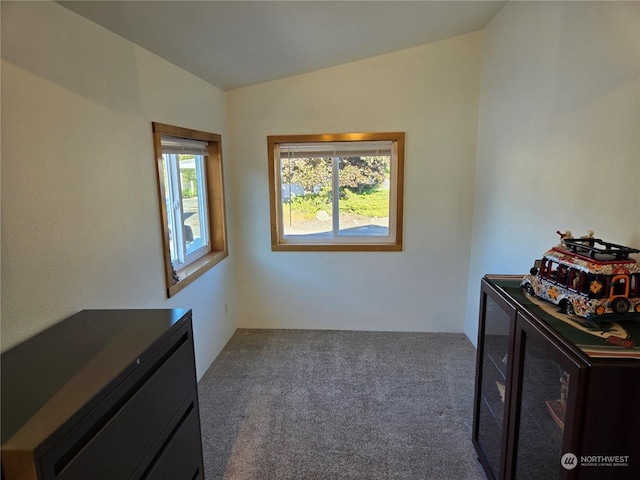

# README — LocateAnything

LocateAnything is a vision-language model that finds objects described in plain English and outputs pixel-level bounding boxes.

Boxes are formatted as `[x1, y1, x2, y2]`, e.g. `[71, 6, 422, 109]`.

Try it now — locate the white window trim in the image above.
[162, 151, 211, 269]
[277, 154, 398, 245]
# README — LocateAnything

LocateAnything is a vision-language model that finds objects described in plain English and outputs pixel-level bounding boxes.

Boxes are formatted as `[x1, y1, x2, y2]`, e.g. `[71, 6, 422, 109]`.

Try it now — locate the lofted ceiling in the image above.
[58, 1, 506, 91]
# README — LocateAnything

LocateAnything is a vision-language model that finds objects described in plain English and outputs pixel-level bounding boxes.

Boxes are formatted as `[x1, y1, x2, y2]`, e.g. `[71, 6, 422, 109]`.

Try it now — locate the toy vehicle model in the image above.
[521, 233, 640, 321]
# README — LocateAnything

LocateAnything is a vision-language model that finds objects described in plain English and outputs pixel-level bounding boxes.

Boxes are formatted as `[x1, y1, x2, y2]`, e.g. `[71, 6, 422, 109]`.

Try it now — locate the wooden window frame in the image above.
[267, 132, 405, 252]
[152, 122, 228, 297]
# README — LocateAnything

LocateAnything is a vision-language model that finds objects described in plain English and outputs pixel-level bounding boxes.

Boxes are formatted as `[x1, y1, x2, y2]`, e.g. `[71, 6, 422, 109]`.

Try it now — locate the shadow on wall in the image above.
[555, 2, 639, 112]
[2, 1, 143, 115]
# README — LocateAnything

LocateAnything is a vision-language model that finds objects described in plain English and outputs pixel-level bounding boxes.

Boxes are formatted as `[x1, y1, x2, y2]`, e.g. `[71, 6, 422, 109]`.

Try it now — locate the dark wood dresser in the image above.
[1, 309, 204, 480]
[473, 275, 640, 480]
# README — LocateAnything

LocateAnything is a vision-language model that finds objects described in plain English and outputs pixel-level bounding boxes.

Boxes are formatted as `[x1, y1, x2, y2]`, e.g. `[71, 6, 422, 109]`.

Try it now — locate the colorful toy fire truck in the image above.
[521, 233, 640, 321]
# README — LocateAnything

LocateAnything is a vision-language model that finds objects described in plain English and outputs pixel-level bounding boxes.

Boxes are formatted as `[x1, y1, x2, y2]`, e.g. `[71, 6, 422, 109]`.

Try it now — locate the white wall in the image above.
[1, 1, 237, 378]
[227, 32, 483, 332]
[464, 1, 640, 343]
[6, 1, 635, 364]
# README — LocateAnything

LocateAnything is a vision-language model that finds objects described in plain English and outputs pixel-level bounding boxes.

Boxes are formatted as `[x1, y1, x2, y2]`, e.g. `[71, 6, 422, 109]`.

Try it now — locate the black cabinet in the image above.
[473, 276, 640, 480]
[1, 309, 204, 480]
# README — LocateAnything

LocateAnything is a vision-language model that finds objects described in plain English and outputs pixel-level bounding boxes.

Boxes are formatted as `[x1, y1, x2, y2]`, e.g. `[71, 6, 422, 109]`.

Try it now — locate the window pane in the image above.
[281, 157, 333, 237]
[180, 155, 207, 255]
[338, 156, 390, 236]
[161, 156, 177, 263]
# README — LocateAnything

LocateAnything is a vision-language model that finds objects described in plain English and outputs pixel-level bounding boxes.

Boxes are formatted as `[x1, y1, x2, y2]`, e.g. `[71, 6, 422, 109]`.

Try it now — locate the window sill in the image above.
[168, 249, 228, 297]
[271, 243, 402, 252]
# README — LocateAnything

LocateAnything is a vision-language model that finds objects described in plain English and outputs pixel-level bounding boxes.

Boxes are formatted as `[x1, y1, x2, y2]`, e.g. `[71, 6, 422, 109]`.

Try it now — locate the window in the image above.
[557, 265, 568, 286]
[539, 259, 548, 277]
[631, 274, 639, 297]
[267, 133, 405, 251]
[152, 123, 228, 297]
[548, 261, 559, 281]
[161, 137, 210, 266]
[568, 269, 580, 291]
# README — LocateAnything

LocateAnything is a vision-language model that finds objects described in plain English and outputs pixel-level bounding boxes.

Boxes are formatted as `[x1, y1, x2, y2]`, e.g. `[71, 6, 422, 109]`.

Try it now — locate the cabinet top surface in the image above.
[483, 275, 640, 362]
[1, 309, 191, 446]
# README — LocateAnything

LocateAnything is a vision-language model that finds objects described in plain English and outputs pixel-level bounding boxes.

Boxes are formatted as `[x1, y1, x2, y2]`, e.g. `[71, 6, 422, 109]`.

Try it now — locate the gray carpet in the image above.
[198, 329, 487, 480]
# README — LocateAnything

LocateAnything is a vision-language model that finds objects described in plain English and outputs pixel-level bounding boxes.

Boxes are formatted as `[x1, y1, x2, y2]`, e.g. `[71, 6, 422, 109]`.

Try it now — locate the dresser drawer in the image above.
[142, 398, 203, 480]
[40, 327, 196, 480]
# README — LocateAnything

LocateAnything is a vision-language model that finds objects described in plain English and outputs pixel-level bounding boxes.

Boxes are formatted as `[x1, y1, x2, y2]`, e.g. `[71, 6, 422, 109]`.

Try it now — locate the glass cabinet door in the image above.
[475, 290, 514, 480]
[510, 312, 581, 480]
